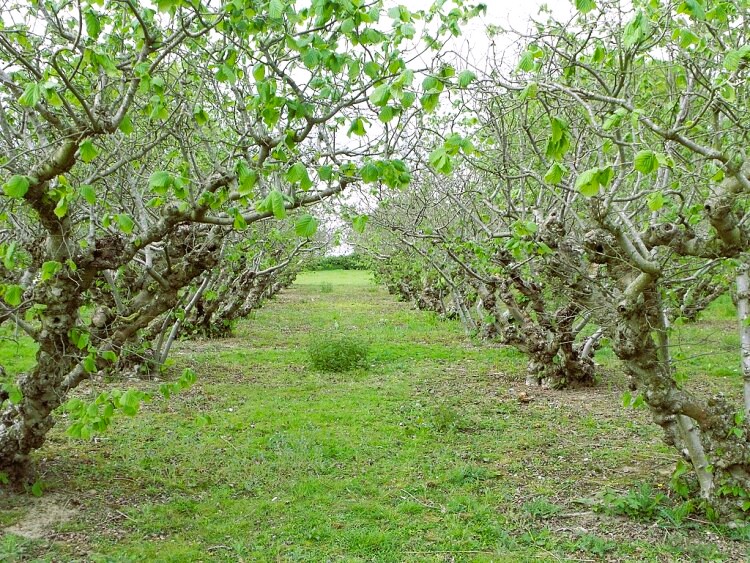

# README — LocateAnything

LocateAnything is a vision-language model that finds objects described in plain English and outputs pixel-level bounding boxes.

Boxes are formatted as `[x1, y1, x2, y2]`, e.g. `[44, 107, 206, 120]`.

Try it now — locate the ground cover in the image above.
[1, 270, 748, 561]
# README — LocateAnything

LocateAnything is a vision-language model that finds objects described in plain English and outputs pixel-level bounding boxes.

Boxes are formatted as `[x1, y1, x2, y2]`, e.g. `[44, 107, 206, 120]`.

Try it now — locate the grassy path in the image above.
[1, 271, 747, 561]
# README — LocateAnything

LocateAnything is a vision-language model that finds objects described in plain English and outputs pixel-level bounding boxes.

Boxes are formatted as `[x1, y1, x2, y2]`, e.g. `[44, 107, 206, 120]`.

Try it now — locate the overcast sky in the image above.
[392, 0, 574, 69]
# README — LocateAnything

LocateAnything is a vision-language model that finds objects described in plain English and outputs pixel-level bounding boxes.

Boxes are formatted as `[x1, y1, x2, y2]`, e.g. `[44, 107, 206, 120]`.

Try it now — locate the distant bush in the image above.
[304, 253, 368, 271]
[308, 335, 369, 371]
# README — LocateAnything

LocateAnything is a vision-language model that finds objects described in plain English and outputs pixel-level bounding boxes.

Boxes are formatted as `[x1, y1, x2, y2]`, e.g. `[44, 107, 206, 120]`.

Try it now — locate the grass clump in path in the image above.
[307, 334, 369, 372]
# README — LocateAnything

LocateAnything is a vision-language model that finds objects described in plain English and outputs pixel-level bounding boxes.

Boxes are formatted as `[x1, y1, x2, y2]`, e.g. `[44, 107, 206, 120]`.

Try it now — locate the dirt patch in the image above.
[3, 494, 77, 539]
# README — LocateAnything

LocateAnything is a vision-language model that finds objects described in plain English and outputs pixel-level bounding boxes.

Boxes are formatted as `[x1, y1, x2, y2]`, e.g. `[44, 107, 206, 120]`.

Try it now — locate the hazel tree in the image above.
[0, 0, 484, 482]
[480, 0, 750, 516]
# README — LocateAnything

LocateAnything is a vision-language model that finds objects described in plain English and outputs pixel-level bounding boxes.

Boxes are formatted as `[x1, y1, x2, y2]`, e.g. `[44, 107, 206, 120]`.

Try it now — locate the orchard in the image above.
[1, 0, 750, 559]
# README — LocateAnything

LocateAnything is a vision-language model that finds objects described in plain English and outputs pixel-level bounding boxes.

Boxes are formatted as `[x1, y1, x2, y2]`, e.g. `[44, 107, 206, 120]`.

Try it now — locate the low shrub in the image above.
[320, 282, 334, 294]
[307, 335, 369, 372]
[304, 253, 368, 271]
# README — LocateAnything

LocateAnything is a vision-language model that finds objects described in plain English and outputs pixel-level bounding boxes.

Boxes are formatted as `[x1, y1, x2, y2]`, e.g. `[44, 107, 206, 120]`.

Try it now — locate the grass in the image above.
[0, 270, 748, 560]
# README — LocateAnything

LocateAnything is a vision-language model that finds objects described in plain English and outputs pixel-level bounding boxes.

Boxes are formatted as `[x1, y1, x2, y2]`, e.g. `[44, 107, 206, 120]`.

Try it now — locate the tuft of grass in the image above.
[307, 334, 369, 372]
[320, 282, 333, 294]
[430, 403, 465, 432]
[523, 497, 563, 520]
[599, 483, 667, 520]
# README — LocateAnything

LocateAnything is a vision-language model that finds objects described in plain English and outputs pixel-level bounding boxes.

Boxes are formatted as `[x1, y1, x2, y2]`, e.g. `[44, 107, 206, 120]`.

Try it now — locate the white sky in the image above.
[396, 0, 574, 70]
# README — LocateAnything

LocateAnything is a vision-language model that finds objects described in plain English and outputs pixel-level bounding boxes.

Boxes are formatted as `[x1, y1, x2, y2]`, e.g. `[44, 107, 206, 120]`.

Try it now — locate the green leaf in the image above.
[285, 163, 313, 190]
[341, 18, 355, 33]
[720, 83, 736, 102]
[80, 184, 96, 205]
[724, 46, 750, 71]
[40, 261, 62, 281]
[116, 214, 135, 234]
[118, 114, 134, 135]
[574, 0, 597, 14]
[84, 9, 102, 40]
[428, 147, 453, 174]
[149, 171, 172, 194]
[295, 214, 319, 237]
[623, 11, 650, 48]
[647, 192, 665, 211]
[544, 163, 567, 185]
[457, 70, 476, 88]
[18, 82, 43, 107]
[352, 215, 369, 234]
[360, 162, 380, 183]
[517, 49, 535, 72]
[575, 168, 601, 197]
[4, 284, 23, 307]
[233, 212, 247, 231]
[2, 383, 22, 405]
[286, 162, 307, 183]
[634, 150, 658, 174]
[252, 63, 265, 81]
[193, 106, 209, 125]
[238, 169, 258, 195]
[3, 175, 30, 198]
[420, 93, 440, 113]
[369, 84, 391, 107]
[520, 82, 538, 100]
[79, 140, 99, 163]
[31, 481, 44, 497]
[54, 197, 68, 219]
[269, 0, 284, 19]
[677, 0, 705, 20]
[318, 165, 333, 181]
[545, 117, 570, 160]
[100, 350, 118, 362]
[378, 106, 396, 123]
[348, 117, 367, 136]
[269, 190, 287, 219]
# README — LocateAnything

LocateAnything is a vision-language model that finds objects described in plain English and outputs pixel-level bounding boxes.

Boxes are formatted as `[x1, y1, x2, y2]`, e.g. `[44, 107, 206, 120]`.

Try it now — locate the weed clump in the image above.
[307, 335, 369, 371]
[320, 282, 334, 294]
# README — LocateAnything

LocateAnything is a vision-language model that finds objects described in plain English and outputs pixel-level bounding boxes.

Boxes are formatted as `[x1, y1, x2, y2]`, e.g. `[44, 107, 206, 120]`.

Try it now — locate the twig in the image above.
[115, 509, 135, 522]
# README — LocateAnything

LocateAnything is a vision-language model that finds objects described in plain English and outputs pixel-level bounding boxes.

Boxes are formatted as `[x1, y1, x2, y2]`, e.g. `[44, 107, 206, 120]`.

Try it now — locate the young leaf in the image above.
[318, 165, 334, 181]
[18, 82, 43, 107]
[360, 162, 380, 183]
[118, 114, 134, 135]
[84, 9, 102, 40]
[2, 383, 22, 405]
[457, 70, 476, 88]
[149, 171, 172, 194]
[4, 284, 23, 306]
[116, 214, 135, 234]
[3, 175, 30, 198]
[80, 184, 96, 205]
[544, 163, 567, 185]
[575, 0, 597, 14]
[269, 0, 284, 19]
[428, 147, 453, 174]
[369, 84, 391, 107]
[269, 190, 287, 219]
[677, 0, 705, 20]
[348, 117, 367, 136]
[352, 215, 369, 234]
[634, 150, 658, 174]
[647, 192, 665, 211]
[575, 168, 601, 197]
[295, 214, 319, 237]
[79, 140, 99, 163]
[40, 261, 62, 281]
[623, 11, 650, 48]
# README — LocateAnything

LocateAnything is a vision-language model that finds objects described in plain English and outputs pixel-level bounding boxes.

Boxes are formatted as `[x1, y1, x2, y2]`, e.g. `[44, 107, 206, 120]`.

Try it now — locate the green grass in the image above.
[1, 271, 748, 561]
